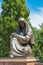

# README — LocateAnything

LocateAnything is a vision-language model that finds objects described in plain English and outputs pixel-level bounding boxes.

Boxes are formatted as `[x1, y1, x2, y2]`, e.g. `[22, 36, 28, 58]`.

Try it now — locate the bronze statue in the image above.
[10, 17, 34, 58]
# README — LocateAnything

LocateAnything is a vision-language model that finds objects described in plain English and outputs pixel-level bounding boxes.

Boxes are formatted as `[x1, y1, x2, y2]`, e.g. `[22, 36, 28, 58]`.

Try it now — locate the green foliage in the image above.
[32, 23, 43, 60]
[2, 0, 30, 21]
[0, 0, 30, 57]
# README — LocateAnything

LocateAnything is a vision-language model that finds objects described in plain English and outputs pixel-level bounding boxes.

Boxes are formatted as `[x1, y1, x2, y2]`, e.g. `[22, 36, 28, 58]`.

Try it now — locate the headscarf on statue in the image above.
[16, 17, 34, 46]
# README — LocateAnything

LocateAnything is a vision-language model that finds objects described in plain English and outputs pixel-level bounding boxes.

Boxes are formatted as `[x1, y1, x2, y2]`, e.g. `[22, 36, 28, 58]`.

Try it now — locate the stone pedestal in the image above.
[0, 57, 43, 65]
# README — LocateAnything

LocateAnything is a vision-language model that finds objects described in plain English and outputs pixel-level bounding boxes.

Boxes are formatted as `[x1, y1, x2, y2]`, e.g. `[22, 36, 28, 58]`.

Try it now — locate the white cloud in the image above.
[29, 7, 43, 29]
[0, 2, 2, 14]
[0, 8, 2, 13]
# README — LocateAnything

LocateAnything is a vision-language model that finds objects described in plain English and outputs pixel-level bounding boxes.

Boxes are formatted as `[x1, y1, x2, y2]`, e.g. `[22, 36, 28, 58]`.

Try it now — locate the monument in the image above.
[0, 18, 42, 65]
[10, 17, 34, 58]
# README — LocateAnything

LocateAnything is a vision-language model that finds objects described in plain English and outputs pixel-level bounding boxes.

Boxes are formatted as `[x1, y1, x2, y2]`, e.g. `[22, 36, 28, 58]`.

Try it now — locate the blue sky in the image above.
[26, 0, 43, 29]
[26, 0, 43, 12]
[0, 0, 43, 29]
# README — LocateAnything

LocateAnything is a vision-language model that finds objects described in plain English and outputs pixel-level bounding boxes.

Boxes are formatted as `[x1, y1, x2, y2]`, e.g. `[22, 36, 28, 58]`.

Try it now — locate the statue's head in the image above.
[18, 17, 26, 28]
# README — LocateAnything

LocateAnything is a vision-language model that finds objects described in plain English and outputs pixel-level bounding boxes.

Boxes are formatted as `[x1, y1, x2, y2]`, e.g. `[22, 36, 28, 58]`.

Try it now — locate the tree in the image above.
[0, 0, 30, 57]
[32, 23, 43, 60]
[38, 23, 43, 59]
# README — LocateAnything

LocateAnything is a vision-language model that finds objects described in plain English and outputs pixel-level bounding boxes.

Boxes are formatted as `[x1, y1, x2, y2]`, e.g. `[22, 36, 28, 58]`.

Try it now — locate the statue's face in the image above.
[18, 21, 25, 28]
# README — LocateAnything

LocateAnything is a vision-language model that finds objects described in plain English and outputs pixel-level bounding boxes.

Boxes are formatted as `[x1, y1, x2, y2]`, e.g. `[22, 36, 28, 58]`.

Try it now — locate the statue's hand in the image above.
[11, 33, 18, 37]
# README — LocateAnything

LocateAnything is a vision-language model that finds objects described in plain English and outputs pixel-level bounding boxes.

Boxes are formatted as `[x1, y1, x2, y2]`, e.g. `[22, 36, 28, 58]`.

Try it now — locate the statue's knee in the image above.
[24, 47, 32, 55]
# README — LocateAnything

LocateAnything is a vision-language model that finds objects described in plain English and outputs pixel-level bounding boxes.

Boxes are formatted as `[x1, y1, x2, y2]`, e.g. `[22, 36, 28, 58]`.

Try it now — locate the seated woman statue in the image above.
[10, 17, 34, 58]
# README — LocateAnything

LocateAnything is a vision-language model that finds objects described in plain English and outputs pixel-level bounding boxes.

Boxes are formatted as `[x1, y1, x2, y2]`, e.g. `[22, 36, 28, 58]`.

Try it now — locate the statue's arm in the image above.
[11, 33, 31, 44]
[11, 28, 32, 44]
[15, 28, 33, 43]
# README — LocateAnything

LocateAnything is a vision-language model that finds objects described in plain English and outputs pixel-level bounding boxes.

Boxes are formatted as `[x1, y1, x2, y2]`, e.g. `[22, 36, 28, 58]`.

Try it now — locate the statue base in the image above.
[0, 57, 43, 65]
